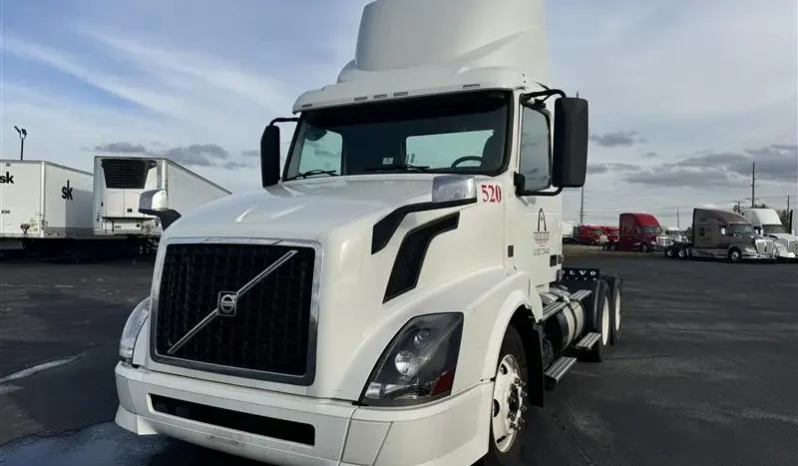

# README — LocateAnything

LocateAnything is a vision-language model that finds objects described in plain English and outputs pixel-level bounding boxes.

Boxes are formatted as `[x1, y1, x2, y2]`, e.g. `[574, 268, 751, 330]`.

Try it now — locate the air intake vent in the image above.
[101, 158, 157, 189]
[384, 213, 460, 303]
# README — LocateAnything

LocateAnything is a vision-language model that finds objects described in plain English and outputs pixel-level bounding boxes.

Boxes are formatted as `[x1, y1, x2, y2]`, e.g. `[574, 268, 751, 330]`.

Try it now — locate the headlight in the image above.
[359, 313, 464, 407]
[119, 297, 151, 364]
[744, 245, 757, 253]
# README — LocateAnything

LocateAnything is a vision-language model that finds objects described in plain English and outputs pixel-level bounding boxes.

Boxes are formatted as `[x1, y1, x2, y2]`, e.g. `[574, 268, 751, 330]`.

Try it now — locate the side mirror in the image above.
[139, 189, 181, 230]
[431, 175, 477, 205]
[261, 124, 281, 187]
[552, 97, 589, 188]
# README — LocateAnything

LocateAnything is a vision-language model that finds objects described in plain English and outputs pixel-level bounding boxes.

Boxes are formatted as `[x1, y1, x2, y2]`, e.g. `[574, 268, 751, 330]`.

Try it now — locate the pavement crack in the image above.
[550, 411, 597, 466]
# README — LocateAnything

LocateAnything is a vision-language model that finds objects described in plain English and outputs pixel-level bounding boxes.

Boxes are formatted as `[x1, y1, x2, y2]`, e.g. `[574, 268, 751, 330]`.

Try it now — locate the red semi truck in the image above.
[618, 213, 666, 252]
[576, 224, 605, 245]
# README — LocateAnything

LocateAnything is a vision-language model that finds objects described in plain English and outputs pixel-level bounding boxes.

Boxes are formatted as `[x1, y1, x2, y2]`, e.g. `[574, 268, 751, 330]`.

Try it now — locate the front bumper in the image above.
[115, 363, 491, 466]
[741, 251, 777, 260]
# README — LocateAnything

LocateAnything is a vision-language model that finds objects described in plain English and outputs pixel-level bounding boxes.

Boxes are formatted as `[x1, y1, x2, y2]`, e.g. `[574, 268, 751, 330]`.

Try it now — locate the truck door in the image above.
[509, 100, 559, 285]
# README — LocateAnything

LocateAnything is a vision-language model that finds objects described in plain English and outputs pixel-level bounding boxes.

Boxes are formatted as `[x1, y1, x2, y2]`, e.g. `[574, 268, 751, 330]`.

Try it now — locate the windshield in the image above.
[283, 90, 511, 180]
[763, 224, 787, 235]
[729, 223, 754, 235]
[640, 226, 662, 235]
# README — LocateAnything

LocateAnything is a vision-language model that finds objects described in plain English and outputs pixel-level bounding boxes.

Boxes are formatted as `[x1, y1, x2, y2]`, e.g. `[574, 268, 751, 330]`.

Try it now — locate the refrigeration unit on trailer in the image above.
[93, 156, 231, 238]
[0, 160, 95, 250]
[114, 1, 626, 465]
[742, 208, 797, 260]
[664, 208, 777, 262]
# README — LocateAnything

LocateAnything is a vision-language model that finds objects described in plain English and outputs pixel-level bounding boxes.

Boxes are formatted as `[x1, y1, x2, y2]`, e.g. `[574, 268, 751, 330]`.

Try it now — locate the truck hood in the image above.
[164, 175, 436, 240]
[147, 174, 499, 400]
[767, 233, 797, 241]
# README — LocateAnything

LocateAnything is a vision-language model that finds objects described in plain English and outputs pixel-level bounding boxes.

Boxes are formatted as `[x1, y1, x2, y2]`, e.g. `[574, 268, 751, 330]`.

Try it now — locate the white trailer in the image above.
[0, 160, 95, 250]
[742, 207, 797, 259]
[114, 1, 624, 465]
[791, 209, 796, 235]
[93, 156, 231, 238]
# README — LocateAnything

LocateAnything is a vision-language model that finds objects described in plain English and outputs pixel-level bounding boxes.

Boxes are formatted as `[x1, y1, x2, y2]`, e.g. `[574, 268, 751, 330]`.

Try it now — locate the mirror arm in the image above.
[269, 117, 299, 125]
[513, 172, 563, 197]
[521, 88, 567, 105]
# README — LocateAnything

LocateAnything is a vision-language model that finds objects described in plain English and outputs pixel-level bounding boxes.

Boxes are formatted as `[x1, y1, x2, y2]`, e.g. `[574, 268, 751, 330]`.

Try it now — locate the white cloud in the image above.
[1, 0, 795, 225]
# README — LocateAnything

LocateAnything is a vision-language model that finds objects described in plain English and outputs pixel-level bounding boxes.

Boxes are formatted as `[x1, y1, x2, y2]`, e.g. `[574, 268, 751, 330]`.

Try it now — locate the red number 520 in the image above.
[481, 184, 502, 203]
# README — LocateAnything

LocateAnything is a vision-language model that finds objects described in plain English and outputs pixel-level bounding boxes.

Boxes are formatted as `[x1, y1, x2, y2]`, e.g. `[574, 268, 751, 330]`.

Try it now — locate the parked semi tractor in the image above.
[114, 1, 625, 465]
[0, 160, 126, 256]
[617, 212, 668, 252]
[664, 208, 777, 262]
[742, 208, 797, 260]
[93, 156, 231, 242]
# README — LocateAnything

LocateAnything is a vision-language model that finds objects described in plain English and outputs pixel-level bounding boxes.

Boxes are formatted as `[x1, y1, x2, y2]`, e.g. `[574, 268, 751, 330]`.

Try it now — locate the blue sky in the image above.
[1, 0, 796, 225]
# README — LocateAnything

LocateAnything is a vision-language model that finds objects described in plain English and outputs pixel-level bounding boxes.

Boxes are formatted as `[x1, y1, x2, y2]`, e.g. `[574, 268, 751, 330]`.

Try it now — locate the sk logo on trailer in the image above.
[61, 180, 74, 201]
[0, 171, 14, 184]
[218, 292, 239, 317]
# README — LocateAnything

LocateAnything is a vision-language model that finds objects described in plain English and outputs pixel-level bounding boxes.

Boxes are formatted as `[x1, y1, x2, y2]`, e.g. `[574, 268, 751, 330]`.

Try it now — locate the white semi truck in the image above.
[742, 207, 797, 260]
[114, 1, 624, 465]
[93, 156, 230, 240]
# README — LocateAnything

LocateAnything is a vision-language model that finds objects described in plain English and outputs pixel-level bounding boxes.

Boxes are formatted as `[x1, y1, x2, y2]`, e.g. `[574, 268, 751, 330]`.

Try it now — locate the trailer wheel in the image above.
[603, 276, 623, 345]
[481, 326, 528, 466]
[585, 282, 610, 362]
[728, 248, 742, 263]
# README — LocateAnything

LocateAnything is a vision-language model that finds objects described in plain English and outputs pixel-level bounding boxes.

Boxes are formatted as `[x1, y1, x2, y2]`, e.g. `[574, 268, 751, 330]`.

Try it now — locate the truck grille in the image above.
[755, 240, 774, 255]
[788, 240, 798, 254]
[152, 242, 316, 381]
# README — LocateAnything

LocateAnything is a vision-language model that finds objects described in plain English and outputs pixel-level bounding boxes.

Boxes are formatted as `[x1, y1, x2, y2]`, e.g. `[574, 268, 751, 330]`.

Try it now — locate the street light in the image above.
[14, 126, 28, 161]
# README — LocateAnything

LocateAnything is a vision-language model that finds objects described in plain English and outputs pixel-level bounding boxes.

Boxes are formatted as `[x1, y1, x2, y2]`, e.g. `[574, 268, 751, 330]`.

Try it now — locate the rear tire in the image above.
[585, 281, 610, 362]
[677, 247, 687, 259]
[480, 326, 528, 466]
[603, 276, 623, 345]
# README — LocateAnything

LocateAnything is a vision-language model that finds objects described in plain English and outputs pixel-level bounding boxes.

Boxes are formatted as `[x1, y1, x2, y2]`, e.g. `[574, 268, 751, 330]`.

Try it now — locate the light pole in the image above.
[14, 126, 28, 161]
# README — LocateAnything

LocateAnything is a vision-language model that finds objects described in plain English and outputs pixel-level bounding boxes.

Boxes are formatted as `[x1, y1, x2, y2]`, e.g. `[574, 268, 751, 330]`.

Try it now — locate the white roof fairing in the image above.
[293, 0, 550, 112]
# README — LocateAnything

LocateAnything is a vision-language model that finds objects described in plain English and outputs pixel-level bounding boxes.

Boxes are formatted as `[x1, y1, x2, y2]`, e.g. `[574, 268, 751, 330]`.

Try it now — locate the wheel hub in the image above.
[492, 355, 528, 452]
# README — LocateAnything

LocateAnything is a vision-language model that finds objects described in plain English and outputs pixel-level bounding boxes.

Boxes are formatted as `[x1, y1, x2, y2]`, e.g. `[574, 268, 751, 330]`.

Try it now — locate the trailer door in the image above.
[0, 162, 43, 237]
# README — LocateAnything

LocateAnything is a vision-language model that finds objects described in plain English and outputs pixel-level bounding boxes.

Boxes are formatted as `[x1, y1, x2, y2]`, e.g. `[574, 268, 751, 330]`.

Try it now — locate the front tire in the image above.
[481, 326, 528, 466]
[728, 248, 742, 263]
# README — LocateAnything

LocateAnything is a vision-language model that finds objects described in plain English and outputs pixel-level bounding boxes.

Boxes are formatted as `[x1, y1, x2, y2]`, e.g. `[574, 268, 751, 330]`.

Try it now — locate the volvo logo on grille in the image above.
[218, 292, 238, 317]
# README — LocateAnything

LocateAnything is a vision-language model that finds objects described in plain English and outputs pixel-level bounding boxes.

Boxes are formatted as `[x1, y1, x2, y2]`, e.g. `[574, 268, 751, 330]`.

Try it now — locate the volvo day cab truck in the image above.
[114, 1, 625, 465]
[93, 156, 230, 247]
[742, 208, 797, 260]
[665, 208, 777, 262]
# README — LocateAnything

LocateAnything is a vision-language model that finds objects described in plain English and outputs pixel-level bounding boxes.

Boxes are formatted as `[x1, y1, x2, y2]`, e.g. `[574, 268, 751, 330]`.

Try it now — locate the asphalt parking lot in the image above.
[1, 254, 797, 466]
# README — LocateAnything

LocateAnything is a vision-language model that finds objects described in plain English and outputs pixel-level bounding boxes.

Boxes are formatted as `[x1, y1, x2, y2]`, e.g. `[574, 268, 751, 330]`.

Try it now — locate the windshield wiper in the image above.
[365, 163, 431, 172]
[288, 169, 339, 180]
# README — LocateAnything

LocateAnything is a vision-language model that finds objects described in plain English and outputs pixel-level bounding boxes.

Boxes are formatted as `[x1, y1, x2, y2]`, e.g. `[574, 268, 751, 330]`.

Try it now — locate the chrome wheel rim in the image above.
[492, 354, 527, 452]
